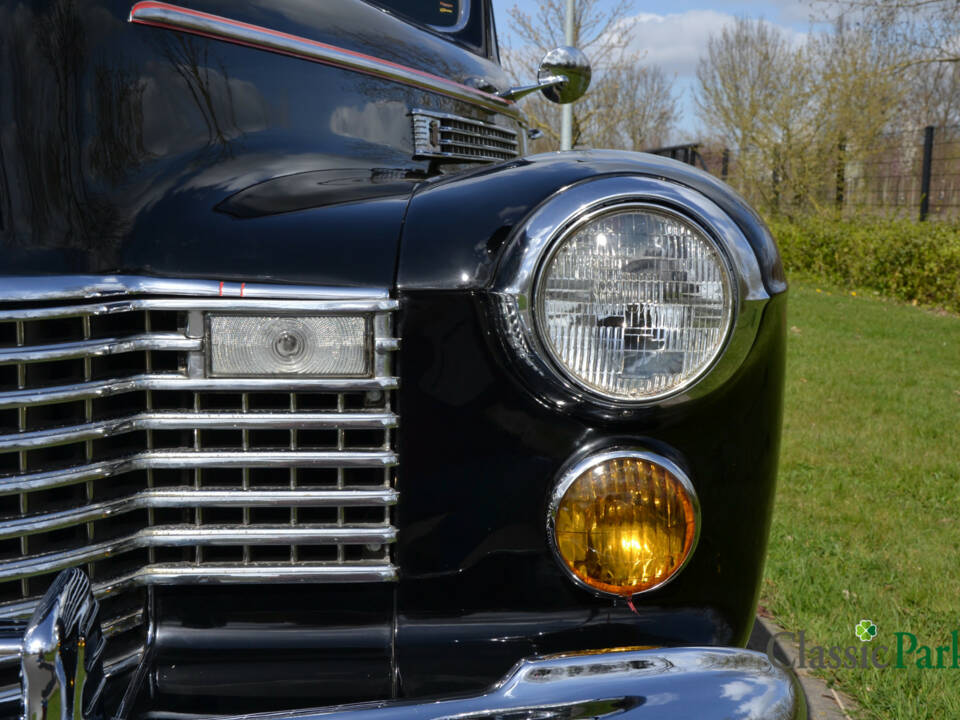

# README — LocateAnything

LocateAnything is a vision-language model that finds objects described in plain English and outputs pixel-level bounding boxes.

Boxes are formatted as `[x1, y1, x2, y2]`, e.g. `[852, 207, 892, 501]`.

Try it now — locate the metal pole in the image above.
[919, 125, 935, 221]
[561, 0, 574, 151]
[835, 139, 846, 211]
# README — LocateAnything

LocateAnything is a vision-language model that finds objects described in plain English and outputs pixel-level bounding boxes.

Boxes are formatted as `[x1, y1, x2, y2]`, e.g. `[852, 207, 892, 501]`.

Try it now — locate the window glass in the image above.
[369, 0, 469, 30]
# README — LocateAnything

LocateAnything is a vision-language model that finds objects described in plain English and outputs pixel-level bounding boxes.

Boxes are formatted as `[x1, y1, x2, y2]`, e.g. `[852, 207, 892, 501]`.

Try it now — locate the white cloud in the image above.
[708, 0, 819, 25]
[624, 10, 807, 78]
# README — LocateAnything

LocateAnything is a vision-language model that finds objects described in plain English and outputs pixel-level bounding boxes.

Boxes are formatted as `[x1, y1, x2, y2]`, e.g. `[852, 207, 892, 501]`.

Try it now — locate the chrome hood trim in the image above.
[128, 2, 520, 118]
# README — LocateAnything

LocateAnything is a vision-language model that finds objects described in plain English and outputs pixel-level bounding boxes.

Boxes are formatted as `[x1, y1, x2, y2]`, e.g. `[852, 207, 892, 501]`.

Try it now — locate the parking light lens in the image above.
[208, 315, 369, 377]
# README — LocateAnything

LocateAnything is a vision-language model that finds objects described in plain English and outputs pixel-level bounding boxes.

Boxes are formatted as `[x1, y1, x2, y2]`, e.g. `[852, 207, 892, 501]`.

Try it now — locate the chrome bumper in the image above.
[267, 645, 806, 720]
[11, 569, 805, 720]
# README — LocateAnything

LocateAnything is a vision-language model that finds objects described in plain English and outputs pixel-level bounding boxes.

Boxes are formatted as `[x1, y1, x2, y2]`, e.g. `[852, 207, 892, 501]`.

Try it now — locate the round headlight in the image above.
[535, 205, 734, 402]
[549, 451, 698, 596]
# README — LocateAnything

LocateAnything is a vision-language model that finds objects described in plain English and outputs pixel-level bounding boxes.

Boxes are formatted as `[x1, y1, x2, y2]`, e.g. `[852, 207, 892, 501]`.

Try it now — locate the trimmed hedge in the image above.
[766, 214, 960, 314]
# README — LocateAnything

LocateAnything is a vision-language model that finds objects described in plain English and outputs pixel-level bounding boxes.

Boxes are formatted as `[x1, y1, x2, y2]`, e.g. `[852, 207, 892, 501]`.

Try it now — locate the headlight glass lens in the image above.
[537, 207, 733, 401]
[553, 453, 697, 596]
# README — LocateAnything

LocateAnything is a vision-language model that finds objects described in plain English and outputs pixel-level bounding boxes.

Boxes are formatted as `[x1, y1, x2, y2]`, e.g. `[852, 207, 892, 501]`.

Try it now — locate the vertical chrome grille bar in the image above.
[82, 314, 96, 580]
[241, 392, 251, 565]
[144, 311, 155, 564]
[193, 391, 202, 564]
[289, 392, 298, 563]
[16, 320, 28, 599]
[336, 392, 345, 563]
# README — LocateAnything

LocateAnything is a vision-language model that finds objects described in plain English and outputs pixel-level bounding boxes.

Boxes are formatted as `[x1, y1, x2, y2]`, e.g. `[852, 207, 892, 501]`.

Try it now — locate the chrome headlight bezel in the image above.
[491, 176, 771, 412]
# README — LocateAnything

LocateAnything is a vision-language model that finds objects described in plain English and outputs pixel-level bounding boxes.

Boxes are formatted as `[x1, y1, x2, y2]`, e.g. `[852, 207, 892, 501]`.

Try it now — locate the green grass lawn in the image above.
[762, 277, 960, 719]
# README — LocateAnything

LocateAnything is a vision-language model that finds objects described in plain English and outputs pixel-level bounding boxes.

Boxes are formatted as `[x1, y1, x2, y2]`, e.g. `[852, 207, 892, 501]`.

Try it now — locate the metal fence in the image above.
[648, 125, 960, 220]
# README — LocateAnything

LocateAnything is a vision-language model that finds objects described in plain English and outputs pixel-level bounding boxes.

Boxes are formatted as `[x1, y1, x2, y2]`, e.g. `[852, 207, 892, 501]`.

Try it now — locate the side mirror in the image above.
[499, 46, 591, 104]
[537, 46, 591, 104]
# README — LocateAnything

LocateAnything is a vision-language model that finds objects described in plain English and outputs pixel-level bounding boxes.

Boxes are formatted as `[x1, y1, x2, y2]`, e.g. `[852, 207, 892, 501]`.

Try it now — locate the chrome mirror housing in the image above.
[537, 46, 591, 104]
[498, 46, 591, 103]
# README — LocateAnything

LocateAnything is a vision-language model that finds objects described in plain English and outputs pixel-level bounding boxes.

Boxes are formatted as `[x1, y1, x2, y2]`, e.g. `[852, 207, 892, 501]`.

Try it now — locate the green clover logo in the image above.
[855, 619, 878, 642]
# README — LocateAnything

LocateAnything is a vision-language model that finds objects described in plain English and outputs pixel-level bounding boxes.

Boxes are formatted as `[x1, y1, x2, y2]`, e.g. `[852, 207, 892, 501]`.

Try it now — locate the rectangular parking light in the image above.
[208, 315, 369, 377]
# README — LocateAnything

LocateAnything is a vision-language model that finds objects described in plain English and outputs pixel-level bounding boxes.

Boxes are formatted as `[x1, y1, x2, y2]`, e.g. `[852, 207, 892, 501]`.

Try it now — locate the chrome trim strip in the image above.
[0, 450, 397, 495]
[0, 526, 396, 582]
[546, 449, 701, 598]
[104, 648, 144, 678]
[102, 608, 145, 639]
[128, 2, 520, 118]
[0, 411, 398, 452]
[0, 639, 21, 656]
[0, 276, 392, 302]
[0, 297, 398, 321]
[0, 374, 398, 409]
[137, 562, 398, 585]
[145, 525, 395, 545]
[491, 175, 770, 413]
[0, 488, 398, 539]
[439, 136, 518, 152]
[0, 564, 396, 623]
[145, 449, 397, 468]
[0, 333, 200, 366]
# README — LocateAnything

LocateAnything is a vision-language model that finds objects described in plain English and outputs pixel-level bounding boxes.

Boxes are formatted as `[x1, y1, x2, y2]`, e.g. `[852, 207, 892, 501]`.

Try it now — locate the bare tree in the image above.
[695, 15, 905, 212]
[694, 18, 794, 157]
[694, 19, 812, 207]
[503, 0, 679, 150]
[819, 0, 960, 65]
[583, 64, 678, 150]
[903, 61, 960, 127]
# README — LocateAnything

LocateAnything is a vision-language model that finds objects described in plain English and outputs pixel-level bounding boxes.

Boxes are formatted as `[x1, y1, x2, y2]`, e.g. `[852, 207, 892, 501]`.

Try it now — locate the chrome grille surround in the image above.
[0, 276, 399, 702]
[412, 109, 519, 162]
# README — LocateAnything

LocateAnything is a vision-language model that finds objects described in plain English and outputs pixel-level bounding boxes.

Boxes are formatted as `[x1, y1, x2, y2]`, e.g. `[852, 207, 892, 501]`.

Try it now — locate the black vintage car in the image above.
[0, 1, 799, 718]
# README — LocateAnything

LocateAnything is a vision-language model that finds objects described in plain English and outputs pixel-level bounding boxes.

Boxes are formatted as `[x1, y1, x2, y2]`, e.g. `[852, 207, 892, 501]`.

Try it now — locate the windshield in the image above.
[365, 0, 484, 51]
[371, 0, 468, 29]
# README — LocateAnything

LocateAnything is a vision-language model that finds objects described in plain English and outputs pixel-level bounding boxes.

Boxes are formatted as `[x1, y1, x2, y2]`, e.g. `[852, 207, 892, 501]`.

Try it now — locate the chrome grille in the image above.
[412, 109, 519, 162]
[0, 276, 399, 702]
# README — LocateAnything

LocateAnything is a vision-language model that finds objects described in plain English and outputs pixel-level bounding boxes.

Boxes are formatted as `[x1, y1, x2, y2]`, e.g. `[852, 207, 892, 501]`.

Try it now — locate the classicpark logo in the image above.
[767, 621, 960, 670]
[855, 619, 877, 642]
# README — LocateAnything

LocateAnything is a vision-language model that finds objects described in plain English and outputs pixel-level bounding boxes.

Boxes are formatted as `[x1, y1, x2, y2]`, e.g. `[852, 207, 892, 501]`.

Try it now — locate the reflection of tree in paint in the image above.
[0, 0, 149, 255]
[90, 64, 150, 183]
[156, 35, 242, 157]
[6, 0, 88, 240]
[4, 0, 123, 251]
[35, 0, 88, 235]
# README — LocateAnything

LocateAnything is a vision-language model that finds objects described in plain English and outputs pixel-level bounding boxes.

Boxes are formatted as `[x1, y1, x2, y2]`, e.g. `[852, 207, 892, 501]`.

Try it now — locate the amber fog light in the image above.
[549, 450, 699, 596]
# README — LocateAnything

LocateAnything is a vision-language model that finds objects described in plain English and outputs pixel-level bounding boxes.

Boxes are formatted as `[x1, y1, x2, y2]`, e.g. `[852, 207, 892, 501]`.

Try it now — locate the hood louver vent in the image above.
[412, 109, 519, 163]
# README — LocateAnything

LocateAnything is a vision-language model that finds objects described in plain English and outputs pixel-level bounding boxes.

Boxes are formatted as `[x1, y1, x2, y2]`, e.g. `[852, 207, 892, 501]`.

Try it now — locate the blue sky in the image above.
[491, 0, 820, 141]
